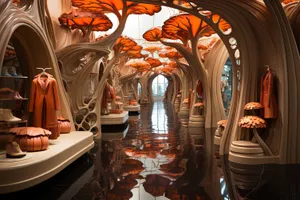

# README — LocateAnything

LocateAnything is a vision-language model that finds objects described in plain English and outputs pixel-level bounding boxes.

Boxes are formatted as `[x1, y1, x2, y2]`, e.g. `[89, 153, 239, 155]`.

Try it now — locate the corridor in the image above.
[97, 101, 210, 200]
[1, 102, 217, 200]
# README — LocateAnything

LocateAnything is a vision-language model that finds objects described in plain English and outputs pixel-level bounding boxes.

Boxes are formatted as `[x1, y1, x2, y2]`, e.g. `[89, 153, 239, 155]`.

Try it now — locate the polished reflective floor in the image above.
[1, 101, 227, 200]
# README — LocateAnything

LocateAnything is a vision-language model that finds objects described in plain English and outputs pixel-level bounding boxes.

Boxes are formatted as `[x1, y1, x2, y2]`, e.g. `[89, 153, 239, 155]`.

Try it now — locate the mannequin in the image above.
[196, 79, 203, 99]
[260, 66, 277, 119]
[28, 70, 60, 133]
[101, 82, 112, 115]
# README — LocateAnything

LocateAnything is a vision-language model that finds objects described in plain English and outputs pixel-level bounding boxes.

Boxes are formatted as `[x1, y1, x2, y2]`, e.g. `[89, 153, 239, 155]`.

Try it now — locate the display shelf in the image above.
[0, 98, 28, 101]
[123, 104, 140, 112]
[100, 111, 129, 125]
[0, 131, 94, 194]
[0, 76, 28, 79]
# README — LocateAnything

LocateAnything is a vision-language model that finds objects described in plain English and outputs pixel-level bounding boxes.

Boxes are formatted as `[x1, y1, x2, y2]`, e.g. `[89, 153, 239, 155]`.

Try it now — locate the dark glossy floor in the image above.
[0, 101, 228, 200]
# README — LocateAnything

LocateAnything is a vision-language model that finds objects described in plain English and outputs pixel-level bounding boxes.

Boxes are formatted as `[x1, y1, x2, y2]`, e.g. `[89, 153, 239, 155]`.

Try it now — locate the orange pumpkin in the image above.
[15, 135, 49, 152]
[57, 117, 71, 133]
[11, 127, 51, 152]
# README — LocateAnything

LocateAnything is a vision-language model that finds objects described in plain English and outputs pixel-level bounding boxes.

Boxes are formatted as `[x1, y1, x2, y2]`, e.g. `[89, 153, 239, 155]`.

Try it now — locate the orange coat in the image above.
[260, 69, 277, 119]
[28, 75, 60, 128]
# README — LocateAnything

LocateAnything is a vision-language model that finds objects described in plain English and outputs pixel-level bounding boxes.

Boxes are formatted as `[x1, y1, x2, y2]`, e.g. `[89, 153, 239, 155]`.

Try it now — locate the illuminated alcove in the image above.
[151, 74, 168, 101]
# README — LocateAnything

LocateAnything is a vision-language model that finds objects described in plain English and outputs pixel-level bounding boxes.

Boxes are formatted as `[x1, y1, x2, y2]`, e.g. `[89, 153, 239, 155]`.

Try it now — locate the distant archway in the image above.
[137, 82, 142, 100]
[151, 74, 169, 101]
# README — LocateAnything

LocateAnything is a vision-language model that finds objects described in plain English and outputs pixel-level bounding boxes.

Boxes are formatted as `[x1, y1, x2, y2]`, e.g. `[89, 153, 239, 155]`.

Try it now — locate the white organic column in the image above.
[178, 101, 190, 127]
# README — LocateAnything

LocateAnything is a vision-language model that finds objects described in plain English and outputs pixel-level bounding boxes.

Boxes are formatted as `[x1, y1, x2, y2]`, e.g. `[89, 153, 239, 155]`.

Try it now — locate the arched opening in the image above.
[151, 74, 169, 101]
[1, 23, 74, 133]
[0, 41, 28, 141]
[1, 25, 58, 126]
[137, 82, 142, 102]
[2, 26, 56, 78]
[0, 23, 74, 151]
[221, 57, 233, 117]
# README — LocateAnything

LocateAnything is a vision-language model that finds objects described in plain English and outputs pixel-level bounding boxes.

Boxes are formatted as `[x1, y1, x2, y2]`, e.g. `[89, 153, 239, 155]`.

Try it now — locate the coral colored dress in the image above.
[196, 80, 203, 98]
[28, 75, 60, 128]
[260, 69, 278, 119]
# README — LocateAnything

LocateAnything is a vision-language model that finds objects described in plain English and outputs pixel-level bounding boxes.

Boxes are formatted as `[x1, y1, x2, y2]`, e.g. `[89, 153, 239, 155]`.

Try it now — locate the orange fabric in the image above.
[49, 122, 61, 140]
[28, 76, 60, 128]
[196, 80, 203, 98]
[260, 69, 277, 119]
[109, 85, 116, 99]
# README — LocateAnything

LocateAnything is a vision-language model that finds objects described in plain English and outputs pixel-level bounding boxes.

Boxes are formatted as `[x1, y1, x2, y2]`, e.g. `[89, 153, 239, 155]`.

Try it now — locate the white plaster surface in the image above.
[100, 111, 129, 125]
[123, 105, 140, 112]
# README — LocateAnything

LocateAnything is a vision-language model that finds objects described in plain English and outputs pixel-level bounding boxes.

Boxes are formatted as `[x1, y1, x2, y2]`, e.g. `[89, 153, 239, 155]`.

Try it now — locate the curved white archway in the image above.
[151, 74, 169, 101]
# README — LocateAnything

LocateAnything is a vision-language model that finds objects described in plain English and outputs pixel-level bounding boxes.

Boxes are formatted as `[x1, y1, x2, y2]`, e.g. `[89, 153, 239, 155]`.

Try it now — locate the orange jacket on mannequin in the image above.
[28, 74, 60, 128]
[260, 68, 277, 119]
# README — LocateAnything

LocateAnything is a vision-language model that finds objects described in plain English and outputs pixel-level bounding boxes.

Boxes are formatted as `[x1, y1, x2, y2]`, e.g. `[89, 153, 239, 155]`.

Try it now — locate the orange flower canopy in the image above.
[129, 52, 149, 59]
[162, 14, 231, 40]
[164, 61, 178, 68]
[159, 50, 183, 59]
[143, 27, 163, 41]
[125, 59, 151, 72]
[244, 102, 263, 110]
[144, 46, 162, 54]
[71, 0, 161, 16]
[164, 46, 175, 51]
[113, 36, 143, 56]
[145, 57, 162, 68]
[238, 116, 267, 129]
[59, 9, 113, 31]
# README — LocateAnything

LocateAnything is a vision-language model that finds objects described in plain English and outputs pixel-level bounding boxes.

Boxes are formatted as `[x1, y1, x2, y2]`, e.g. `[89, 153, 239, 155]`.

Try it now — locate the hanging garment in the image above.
[28, 74, 60, 128]
[260, 69, 278, 119]
[196, 80, 203, 98]
[109, 85, 116, 99]
[101, 83, 111, 115]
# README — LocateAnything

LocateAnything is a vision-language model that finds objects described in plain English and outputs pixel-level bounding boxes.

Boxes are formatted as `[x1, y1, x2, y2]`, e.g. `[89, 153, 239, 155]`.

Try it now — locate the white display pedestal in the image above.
[123, 105, 140, 115]
[102, 125, 129, 141]
[0, 131, 94, 194]
[178, 105, 190, 127]
[100, 111, 129, 125]
[188, 115, 205, 128]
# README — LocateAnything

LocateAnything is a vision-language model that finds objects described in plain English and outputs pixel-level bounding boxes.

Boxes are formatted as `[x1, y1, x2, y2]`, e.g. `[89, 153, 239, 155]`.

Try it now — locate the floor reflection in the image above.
[0, 101, 214, 200]
[2, 102, 300, 199]
[97, 101, 210, 200]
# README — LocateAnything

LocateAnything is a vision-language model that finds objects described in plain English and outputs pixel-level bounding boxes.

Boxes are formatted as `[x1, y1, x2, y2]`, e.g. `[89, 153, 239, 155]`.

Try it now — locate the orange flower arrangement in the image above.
[238, 116, 267, 129]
